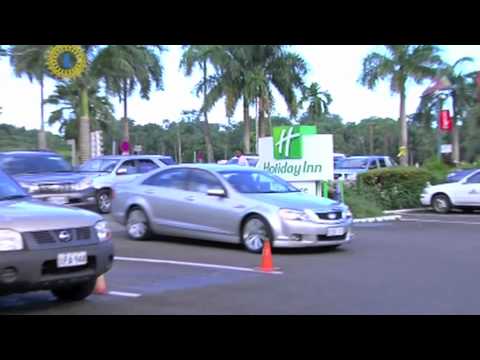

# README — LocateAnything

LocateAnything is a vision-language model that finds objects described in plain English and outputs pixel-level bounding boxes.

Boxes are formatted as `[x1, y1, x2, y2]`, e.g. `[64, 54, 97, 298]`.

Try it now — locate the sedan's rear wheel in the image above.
[432, 194, 451, 214]
[241, 216, 272, 253]
[127, 208, 151, 241]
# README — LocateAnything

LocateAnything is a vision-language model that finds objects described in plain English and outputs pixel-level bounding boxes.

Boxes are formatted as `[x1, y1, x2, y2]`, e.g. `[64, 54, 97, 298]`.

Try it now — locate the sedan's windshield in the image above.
[79, 159, 119, 172]
[337, 158, 368, 169]
[0, 155, 73, 175]
[0, 171, 28, 201]
[220, 170, 300, 194]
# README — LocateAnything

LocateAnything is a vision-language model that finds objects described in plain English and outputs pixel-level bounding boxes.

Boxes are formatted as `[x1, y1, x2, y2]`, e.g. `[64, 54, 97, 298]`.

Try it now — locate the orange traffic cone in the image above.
[94, 275, 108, 295]
[256, 239, 280, 273]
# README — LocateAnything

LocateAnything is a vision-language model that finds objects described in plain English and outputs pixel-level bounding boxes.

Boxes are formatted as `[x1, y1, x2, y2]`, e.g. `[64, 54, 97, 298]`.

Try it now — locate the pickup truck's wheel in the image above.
[96, 189, 112, 214]
[51, 279, 96, 301]
[432, 194, 451, 214]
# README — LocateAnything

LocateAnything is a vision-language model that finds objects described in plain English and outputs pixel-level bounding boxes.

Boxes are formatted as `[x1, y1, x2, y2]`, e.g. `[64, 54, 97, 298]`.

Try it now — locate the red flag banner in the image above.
[439, 110, 453, 132]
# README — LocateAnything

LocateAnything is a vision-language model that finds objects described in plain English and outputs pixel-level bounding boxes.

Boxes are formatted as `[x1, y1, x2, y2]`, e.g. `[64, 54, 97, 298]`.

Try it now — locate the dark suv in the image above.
[0, 169, 114, 300]
[0, 151, 96, 207]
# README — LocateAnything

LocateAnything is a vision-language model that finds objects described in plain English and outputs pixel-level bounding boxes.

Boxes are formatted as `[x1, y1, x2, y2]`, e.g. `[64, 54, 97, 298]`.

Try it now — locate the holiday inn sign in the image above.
[257, 125, 334, 194]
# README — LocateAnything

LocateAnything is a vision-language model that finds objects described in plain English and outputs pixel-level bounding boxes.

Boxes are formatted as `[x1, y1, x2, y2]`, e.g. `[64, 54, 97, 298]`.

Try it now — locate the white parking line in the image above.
[108, 291, 142, 298]
[114, 256, 283, 275]
[400, 219, 480, 225]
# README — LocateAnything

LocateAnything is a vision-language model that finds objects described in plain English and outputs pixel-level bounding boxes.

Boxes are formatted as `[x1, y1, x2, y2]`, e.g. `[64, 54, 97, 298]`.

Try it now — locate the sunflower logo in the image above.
[47, 45, 87, 79]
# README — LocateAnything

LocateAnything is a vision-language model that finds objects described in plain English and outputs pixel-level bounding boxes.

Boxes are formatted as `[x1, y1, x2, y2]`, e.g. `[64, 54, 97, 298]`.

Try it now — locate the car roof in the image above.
[168, 164, 260, 173]
[0, 150, 59, 156]
[345, 156, 388, 159]
[89, 155, 173, 161]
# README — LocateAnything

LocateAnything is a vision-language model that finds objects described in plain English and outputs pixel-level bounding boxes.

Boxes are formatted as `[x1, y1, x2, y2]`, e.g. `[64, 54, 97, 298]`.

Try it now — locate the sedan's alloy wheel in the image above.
[243, 218, 268, 253]
[127, 209, 149, 240]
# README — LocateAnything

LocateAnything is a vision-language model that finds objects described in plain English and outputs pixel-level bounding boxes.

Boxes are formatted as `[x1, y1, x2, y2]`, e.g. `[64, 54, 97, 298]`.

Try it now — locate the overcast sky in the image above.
[0, 45, 478, 134]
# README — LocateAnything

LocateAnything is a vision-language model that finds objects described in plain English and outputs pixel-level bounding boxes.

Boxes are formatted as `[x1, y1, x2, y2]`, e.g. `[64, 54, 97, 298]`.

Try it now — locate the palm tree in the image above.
[93, 45, 164, 143]
[360, 45, 443, 165]
[180, 45, 225, 162]
[201, 45, 307, 152]
[299, 82, 332, 126]
[45, 80, 115, 139]
[9, 45, 51, 149]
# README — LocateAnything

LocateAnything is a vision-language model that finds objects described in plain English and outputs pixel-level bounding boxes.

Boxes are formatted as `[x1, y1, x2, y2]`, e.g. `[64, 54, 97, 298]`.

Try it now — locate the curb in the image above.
[353, 215, 402, 224]
[383, 208, 431, 214]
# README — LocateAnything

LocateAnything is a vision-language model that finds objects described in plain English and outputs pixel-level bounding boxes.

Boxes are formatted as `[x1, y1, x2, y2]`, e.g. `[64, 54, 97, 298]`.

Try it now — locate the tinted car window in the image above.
[368, 159, 378, 169]
[0, 154, 73, 175]
[188, 170, 223, 194]
[137, 159, 159, 174]
[119, 160, 138, 175]
[158, 157, 176, 166]
[467, 172, 480, 184]
[0, 171, 28, 200]
[220, 170, 299, 194]
[79, 159, 119, 172]
[337, 158, 368, 169]
[143, 169, 189, 190]
[378, 158, 386, 167]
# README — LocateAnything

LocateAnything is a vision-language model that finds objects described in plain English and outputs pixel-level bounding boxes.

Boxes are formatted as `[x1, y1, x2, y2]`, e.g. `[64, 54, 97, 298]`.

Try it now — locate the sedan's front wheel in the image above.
[127, 208, 151, 241]
[241, 215, 272, 253]
[432, 194, 451, 214]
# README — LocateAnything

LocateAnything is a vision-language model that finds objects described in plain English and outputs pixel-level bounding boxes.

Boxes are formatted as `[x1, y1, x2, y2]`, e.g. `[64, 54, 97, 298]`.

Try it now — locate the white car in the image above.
[78, 155, 175, 213]
[421, 169, 480, 213]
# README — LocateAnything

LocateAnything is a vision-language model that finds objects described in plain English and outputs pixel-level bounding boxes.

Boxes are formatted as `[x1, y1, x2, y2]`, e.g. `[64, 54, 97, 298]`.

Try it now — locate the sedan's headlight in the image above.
[0, 230, 23, 251]
[18, 182, 39, 193]
[279, 209, 310, 221]
[94, 220, 112, 242]
[72, 178, 93, 191]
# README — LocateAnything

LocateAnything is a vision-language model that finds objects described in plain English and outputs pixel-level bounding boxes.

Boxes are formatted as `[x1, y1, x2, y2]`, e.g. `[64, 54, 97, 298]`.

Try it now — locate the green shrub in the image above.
[344, 186, 384, 218]
[357, 167, 433, 210]
[422, 158, 454, 185]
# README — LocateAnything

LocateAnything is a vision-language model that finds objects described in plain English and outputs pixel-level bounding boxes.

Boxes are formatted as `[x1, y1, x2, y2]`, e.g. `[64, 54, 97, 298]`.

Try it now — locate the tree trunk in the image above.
[243, 97, 250, 154]
[258, 97, 267, 138]
[399, 89, 408, 166]
[78, 87, 90, 163]
[202, 62, 214, 163]
[451, 90, 460, 163]
[38, 76, 47, 149]
[369, 124, 374, 154]
[122, 79, 130, 142]
[176, 127, 182, 164]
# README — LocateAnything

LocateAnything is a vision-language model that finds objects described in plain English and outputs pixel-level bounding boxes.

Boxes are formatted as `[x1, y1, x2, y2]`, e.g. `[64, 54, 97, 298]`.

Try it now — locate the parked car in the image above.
[227, 155, 259, 167]
[77, 155, 175, 213]
[0, 169, 114, 300]
[334, 153, 346, 169]
[0, 151, 97, 207]
[421, 169, 480, 213]
[446, 168, 479, 183]
[111, 164, 353, 253]
[334, 156, 397, 181]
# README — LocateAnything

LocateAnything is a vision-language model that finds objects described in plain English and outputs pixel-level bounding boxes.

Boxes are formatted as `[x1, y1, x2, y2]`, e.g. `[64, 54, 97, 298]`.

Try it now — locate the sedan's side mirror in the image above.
[116, 167, 128, 175]
[207, 188, 226, 197]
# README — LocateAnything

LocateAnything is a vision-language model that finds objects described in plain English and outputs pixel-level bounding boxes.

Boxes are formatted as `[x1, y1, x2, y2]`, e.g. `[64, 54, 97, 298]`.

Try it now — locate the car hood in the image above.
[426, 182, 460, 192]
[334, 168, 367, 175]
[0, 199, 102, 232]
[77, 171, 109, 178]
[13, 172, 90, 185]
[244, 192, 345, 212]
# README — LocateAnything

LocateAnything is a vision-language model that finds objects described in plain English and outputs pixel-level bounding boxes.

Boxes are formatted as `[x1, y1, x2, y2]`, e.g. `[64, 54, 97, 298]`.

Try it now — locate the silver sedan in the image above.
[111, 164, 353, 253]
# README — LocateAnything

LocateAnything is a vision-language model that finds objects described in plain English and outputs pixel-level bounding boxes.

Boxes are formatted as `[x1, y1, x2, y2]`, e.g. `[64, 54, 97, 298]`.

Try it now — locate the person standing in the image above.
[234, 149, 249, 166]
[120, 139, 130, 156]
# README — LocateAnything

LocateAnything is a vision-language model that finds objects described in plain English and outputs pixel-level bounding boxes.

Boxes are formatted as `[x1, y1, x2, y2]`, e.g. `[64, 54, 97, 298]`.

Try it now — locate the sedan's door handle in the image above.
[184, 196, 196, 202]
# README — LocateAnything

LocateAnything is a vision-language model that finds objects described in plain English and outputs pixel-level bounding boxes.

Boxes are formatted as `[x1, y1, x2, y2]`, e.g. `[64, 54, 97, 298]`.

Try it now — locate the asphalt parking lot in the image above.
[2, 211, 480, 315]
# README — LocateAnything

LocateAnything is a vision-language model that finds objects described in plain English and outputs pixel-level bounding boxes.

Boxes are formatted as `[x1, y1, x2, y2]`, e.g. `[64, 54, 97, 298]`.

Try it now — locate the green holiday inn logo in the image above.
[273, 126, 316, 160]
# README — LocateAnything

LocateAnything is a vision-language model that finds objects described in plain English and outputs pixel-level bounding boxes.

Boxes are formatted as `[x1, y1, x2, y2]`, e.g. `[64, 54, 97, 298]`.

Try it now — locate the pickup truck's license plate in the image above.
[327, 227, 345, 237]
[57, 251, 87, 268]
[47, 196, 68, 205]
